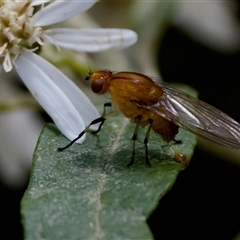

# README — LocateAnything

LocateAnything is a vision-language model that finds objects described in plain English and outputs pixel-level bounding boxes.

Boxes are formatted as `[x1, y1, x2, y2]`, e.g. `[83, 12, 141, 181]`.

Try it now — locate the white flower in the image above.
[0, 0, 138, 143]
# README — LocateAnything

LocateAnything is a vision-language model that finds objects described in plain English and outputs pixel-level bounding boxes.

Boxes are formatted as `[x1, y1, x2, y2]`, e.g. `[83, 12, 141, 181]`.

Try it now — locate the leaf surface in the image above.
[21, 85, 197, 239]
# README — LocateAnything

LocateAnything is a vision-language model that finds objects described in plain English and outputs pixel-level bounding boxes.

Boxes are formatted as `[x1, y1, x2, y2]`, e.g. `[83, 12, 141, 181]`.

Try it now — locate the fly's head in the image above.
[85, 69, 113, 95]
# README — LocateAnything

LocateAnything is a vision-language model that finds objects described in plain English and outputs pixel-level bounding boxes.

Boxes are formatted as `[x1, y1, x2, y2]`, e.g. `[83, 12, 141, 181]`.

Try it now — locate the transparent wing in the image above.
[139, 83, 240, 148]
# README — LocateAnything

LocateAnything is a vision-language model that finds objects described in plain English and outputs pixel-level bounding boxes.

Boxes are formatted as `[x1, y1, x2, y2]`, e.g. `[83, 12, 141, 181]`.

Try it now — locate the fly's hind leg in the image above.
[127, 115, 142, 167]
[58, 102, 113, 151]
[144, 119, 153, 166]
[172, 139, 182, 144]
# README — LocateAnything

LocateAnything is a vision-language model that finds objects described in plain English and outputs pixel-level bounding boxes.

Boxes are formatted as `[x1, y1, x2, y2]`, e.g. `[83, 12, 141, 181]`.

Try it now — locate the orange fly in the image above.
[58, 70, 240, 166]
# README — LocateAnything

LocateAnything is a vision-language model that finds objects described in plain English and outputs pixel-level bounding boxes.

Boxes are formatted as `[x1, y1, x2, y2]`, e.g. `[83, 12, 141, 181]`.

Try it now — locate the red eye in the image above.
[91, 78, 104, 93]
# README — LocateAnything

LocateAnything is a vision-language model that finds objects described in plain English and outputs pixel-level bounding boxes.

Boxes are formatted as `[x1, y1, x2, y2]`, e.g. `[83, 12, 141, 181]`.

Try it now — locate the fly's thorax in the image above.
[110, 73, 163, 103]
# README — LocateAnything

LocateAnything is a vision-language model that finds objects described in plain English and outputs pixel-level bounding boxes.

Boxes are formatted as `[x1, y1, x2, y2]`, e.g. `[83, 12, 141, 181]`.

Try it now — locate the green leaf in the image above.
[21, 86, 197, 240]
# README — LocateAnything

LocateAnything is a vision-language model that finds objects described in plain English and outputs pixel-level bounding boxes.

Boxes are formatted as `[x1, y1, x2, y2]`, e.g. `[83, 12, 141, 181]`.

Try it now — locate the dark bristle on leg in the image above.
[127, 115, 142, 167]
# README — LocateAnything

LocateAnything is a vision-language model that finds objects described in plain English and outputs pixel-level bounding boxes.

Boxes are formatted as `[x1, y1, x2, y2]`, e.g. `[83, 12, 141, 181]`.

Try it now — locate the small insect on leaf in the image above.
[58, 70, 240, 166]
[173, 151, 189, 165]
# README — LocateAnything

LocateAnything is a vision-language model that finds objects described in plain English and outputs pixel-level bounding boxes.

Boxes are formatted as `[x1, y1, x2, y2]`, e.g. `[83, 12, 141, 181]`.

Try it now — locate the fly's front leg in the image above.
[58, 102, 114, 151]
[92, 102, 112, 134]
[58, 117, 105, 151]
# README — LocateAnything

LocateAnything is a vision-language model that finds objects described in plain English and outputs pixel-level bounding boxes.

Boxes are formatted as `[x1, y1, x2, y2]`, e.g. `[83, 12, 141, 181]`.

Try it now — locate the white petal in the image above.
[15, 50, 89, 143]
[32, 0, 98, 27]
[18, 49, 100, 128]
[31, 0, 50, 6]
[43, 28, 138, 52]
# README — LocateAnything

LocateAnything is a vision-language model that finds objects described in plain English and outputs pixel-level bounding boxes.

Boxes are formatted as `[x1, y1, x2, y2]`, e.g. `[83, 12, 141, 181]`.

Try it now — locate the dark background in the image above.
[148, 26, 240, 239]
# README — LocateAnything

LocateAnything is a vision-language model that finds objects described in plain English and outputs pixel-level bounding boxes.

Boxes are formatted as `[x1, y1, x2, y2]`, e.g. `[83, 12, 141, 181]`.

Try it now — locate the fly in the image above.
[58, 70, 240, 166]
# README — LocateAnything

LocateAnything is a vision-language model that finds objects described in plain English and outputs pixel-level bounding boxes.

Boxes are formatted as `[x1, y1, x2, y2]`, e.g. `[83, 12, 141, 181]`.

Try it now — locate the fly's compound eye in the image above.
[91, 78, 105, 94]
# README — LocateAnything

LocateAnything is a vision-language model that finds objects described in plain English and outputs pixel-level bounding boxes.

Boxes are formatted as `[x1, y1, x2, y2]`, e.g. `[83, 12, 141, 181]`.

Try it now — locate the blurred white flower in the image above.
[0, 0, 138, 143]
[173, 1, 240, 52]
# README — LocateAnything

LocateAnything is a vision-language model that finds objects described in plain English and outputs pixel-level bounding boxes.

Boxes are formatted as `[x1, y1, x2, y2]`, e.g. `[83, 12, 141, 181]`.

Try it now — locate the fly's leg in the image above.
[58, 117, 105, 151]
[92, 102, 112, 134]
[127, 115, 142, 167]
[173, 139, 182, 144]
[144, 119, 153, 166]
[58, 102, 113, 151]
